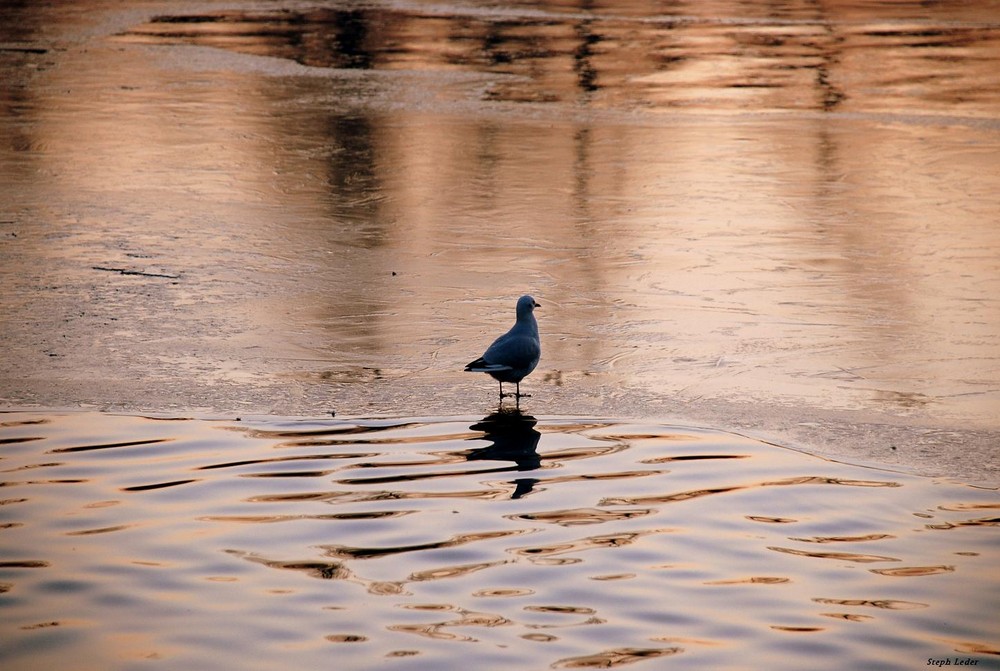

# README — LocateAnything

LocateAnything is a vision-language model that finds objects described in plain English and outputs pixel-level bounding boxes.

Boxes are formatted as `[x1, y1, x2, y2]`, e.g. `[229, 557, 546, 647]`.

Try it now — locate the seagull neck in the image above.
[517, 313, 538, 335]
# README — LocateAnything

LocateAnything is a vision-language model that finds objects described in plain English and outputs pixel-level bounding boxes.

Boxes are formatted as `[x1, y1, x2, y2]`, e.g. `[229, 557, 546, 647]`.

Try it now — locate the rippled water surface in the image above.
[1, 411, 998, 669]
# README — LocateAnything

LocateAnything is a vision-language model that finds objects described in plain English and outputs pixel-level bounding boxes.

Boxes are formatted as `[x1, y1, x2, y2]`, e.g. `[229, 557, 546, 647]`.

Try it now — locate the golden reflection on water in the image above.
[1, 411, 998, 670]
[117, 2, 1000, 116]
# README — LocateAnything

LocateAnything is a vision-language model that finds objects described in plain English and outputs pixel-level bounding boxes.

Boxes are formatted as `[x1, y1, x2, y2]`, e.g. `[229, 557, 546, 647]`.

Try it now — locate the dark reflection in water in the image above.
[467, 410, 542, 498]
[325, 114, 385, 240]
[1, 411, 999, 670]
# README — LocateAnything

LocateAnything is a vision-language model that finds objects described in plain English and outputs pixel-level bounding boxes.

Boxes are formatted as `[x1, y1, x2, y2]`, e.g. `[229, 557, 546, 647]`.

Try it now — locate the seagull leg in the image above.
[499, 381, 518, 400]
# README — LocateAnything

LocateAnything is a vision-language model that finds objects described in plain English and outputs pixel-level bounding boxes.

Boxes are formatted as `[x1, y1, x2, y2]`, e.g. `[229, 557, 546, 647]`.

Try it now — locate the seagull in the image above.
[465, 295, 541, 402]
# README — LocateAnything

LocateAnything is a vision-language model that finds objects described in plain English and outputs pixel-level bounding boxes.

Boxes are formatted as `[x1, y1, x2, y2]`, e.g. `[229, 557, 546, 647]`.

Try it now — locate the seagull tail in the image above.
[464, 358, 512, 373]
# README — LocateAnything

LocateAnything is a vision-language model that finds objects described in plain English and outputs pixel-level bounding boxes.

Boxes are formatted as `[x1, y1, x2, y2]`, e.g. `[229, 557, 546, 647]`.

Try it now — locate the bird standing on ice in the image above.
[465, 295, 541, 402]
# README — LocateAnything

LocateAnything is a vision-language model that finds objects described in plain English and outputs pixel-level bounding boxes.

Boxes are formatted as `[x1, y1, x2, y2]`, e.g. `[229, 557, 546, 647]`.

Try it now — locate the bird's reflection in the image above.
[467, 410, 542, 499]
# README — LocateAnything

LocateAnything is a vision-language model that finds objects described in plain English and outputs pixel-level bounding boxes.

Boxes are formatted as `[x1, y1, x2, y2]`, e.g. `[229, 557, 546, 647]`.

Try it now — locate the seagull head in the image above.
[516, 294, 540, 318]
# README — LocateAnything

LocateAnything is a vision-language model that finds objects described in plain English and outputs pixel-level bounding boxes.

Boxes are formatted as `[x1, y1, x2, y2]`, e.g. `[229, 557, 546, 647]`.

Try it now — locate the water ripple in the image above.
[0, 410, 997, 670]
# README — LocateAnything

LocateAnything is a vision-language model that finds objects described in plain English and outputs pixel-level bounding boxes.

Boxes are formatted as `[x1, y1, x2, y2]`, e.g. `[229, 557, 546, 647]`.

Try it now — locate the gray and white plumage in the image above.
[465, 295, 541, 400]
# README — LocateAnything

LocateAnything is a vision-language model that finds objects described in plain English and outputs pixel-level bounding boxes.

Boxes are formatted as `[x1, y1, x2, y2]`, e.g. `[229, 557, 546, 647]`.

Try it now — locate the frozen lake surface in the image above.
[2, 0, 998, 482]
